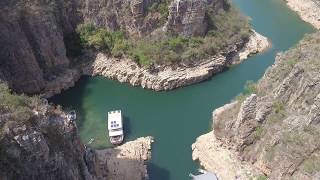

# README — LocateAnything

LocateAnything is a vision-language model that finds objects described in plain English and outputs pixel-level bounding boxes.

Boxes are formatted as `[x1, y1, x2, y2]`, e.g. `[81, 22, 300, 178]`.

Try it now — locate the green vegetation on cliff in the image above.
[0, 83, 40, 127]
[0, 82, 97, 179]
[148, 0, 171, 23]
[215, 32, 320, 179]
[66, 3, 250, 67]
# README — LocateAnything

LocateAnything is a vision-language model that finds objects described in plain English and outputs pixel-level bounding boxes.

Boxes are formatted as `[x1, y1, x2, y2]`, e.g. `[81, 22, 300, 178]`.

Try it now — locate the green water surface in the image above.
[51, 0, 315, 179]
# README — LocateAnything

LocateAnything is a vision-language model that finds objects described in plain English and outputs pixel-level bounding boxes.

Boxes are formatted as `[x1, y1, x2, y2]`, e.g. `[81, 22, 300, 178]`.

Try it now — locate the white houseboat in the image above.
[107, 110, 124, 145]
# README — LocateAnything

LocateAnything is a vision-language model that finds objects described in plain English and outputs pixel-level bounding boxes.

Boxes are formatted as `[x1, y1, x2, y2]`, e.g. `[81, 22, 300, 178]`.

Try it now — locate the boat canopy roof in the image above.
[109, 129, 124, 137]
[108, 110, 123, 130]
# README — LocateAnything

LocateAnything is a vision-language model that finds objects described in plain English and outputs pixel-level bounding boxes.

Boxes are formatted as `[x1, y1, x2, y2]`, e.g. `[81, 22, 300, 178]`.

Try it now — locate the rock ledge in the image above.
[96, 137, 154, 180]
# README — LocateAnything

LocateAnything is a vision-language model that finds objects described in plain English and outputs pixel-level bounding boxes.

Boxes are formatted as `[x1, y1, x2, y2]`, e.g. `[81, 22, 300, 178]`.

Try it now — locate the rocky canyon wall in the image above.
[0, 0, 81, 94]
[193, 32, 320, 179]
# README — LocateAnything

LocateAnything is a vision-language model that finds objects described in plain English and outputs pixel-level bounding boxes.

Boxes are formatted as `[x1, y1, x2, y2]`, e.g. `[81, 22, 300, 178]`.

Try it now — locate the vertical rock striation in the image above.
[165, 0, 208, 36]
[164, 0, 226, 36]
[0, 0, 81, 95]
[0, 88, 154, 180]
[192, 32, 320, 179]
[0, 103, 100, 179]
[81, 0, 161, 37]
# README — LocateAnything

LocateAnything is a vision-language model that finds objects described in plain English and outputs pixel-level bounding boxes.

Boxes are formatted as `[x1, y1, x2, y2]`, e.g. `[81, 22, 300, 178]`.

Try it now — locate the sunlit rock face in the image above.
[195, 32, 320, 179]
[165, 0, 208, 36]
[164, 0, 226, 36]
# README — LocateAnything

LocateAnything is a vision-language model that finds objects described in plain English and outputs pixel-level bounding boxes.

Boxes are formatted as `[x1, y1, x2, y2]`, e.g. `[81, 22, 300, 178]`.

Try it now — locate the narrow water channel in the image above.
[51, 0, 315, 179]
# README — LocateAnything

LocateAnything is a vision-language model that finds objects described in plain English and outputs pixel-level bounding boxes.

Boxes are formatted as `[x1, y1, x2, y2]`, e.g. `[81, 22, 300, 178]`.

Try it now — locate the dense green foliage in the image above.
[0, 83, 40, 127]
[131, 7, 250, 66]
[148, 0, 171, 23]
[76, 23, 130, 57]
[68, 4, 250, 67]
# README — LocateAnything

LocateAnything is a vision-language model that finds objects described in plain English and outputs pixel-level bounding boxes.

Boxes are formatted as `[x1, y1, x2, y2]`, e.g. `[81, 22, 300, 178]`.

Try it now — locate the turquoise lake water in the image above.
[51, 0, 315, 179]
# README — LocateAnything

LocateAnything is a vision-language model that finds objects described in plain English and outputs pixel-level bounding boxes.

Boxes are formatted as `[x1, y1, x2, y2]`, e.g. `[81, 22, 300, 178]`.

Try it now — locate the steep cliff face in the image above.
[80, 0, 162, 37]
[0, 0, 81, 95]
[193, 32, 320, 179]
[0, 83, 153, 180]
[0, 0, 254, 95]
[0, 86, 99, 179]
[165, 0, 226, 36]
[0, 0, 158, 95]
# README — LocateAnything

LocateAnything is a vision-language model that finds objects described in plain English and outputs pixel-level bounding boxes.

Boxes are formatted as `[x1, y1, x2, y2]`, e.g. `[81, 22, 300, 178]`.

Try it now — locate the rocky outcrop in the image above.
[84, 53, 226, 91]
[165, 0, 208, 36]
[96, 137, 154, 180]
[192, 132, 263, 180]
[0, 0, 269, 97]
[0, 87, 154, 180]
[81, 0, 162, 37]
[192, 32, 320, 179]
[0, 0, 161, 96]
[0, 0, 81, 95]
[0, 100, 100, 180]
[285, 0, 320, 29]
[43, 69, 81, 98]
[164, 0, 226, 36]
[236, 30, 270, 63]
[84, 30, 269, 91]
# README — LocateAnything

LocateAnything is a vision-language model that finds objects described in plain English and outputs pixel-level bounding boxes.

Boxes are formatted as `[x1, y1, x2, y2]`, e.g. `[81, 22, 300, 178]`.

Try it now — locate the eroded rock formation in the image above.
[0, 0, 268, 96]
[0, 102, 100, 179]
[164, 0, 227, 36]
[0, 0, 80, 94]
[192, 32, 320, 179]
[96, 137, 154, 180]
[81, 0, 162, 37]
[165, 0, 208, 36]
[0, 92, 153, 180]
[84, 30, 269, 91]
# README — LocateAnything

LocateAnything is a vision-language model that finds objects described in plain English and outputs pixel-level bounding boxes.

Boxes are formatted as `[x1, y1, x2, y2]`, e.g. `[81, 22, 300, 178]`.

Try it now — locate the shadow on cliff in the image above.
[49, 76, 92, 130]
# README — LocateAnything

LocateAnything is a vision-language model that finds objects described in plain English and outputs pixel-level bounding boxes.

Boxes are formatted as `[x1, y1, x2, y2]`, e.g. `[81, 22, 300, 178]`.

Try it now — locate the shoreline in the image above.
[82, 30, 270, 93]
[192, 132, 262, 180]
[43, 30, 270, 98]
[191, 101, 265, 180]
[96, 136, 154, 180]
[285, 0, 320, 29]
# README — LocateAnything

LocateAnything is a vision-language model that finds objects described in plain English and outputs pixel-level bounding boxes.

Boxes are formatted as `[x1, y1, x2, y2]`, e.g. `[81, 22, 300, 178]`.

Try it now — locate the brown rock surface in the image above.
[0, 0, 80, 95]
[164, 0, 226, 36]
[84, 30, 269, 91]
[0, 87, 154, 180]
[285, 0, 320, 29]
[0, 99, 100, 180]
[192, 32, 320, 179]
[96, 137, 154, 180]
